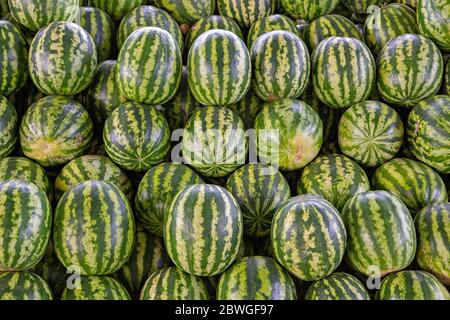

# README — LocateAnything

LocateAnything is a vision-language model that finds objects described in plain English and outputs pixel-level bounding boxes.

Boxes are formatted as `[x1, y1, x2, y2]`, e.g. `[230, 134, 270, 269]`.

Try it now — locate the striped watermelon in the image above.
[181, 106, 247, 177]
[117, 5, 183, 52]
[417, 0, 450, 51]
[312, 36, 376, 109]
[19, 96, 93, 167]
[281, 0, 340, 20]
[364, 3, 418, 56]
[140, 266, 209, 300]
[188, 29, 251, 106]
[254, 99, 323, 171]
[76, 7, 115, 62]
[228, 90, 263, 130]
[90, 0, 146, 21]
[0, 180, 51, 271]
[53, 180, 135, 275]
[103, 102, 171, 172]
[115, 224, 171, 298]
[305, 272, 370, 300]
[376, 270, 450, 300]
[303, 14, 364, 52]
[394, 0, 417, 8]
[297, 154, 370, 211]
[226, 164, 291, 237]
[338, 101, 404, 167]
[135, 162, 203, 236]
[343, 0, 383, 15]
[164, 184, 243, 276]
[415, 202, 450, 285]
[117, 27, 181, 105]
[217, 0, 275, 29]
[373, 158, 448, 213]
[216, 256, 297, 300]
[0, 95, 18, 158]
[377, 34, 443, 107]
[154, 0, 215, 26]
[407, 95, 450, 174]
[271, 195, 347, 281]
[0, 21, 28, 96]
[54, 155, 134, 203]
[61, 275, 131, 300]
[251, 30, 310, 102]
[0, 271, 53, 300]
[341, 190, 416, 277]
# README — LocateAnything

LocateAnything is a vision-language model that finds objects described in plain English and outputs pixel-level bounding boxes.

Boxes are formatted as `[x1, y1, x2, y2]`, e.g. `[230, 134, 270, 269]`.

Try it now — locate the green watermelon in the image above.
[312, 36, 375, 109]
[376, 270, 450, 300]
[373, 158, 448, 213]
[103, 102, 171, 172]
[53, 180, 135, 275]
[135, 162, 203, 236]
[415, 202, 450, 285]
[0, 95, 18, 158]
[297, 154, 370, 211]
[140, 266, 209, 300]
[343, 0, 383, 15]
[251, 30, 310, 102]
[19, 96, 93, 167]
[181, 106, 247, 177]
[217, 0, 275, 29]
[216, 256, 297, 300]
[90, 0, 146, 21]
[0, 180, 51, 271]
[0, 271, 53, 300]
[377, 34, 443, 107]
[164, 184, 243, 276]
[338, 100, 404, 167]
[445, 59, 449, 95]
[54, 155, 134, 203]
[281, 0, 340, 20]
[154, 0, 215, 26]
[61, 275, 130, 300]
[271, 195, 347, 281]
[225, 164, 291, 237]
[1, 12, 35, 46]
[394, 0, 417, 8]
[254, 98, 323, 171]
[227, 90, 264, 130]
[341, 190, 416, 277]
[417, 0, 450, 51]
[407, 95, 450, 174]
[187, 29, 251, 106]
[117, 27, 181, 105]
[305, 272, 370, 300]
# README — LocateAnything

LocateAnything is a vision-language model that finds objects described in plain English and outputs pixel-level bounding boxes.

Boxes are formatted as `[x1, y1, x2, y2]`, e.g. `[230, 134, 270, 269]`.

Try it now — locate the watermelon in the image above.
[181, 106, 247, 177]
[254, 98, 323, 171]
[394, 0, 417, 8]
[0, 21, 28, 96]
[377, 34, 443, 107]
[225, 164, 291, 237]
[445, 59, 449, 95]
[343, 0, 383, 15]
[376, 270, 450, 300]
[53, 180, 135, 275]
[271, 195, 347, 281]
[251, 30, 310, 102]
[19, 96, 93, 167]
[135, 162, 203, 236]
[90, 0, 146, 21]
[61, 275, 131, 300]
[154, 0, 215, 26]
[76, 7, 115, 62]
[415, 202, 450, 285]
[1, 12, 35, 46]
[305, 272, 370, 300]
[54, 155, 134, 203]
[140, 266, 209, 300]
[417, 0, 450, 51]
[187, 29, 251, 106]
[297, 154, 370, 211]
[303, 14, 364, 52]
[164, 184, 243, 276]
[117, 27, 181, 105]
[338, 100, 404, 167]
[407, 95, 450, 174]
[312, 36, 376, 109]
[0, 95, 18, 158]
[0, 180, 51, 271]
[115, 224, 171, 298]
[341, 190, 416, 277]
[217, 0, 275, 29]
[227, 90, 263, 130]
[103, 102, 171, 172]
[117, 5, 183, 52]
[0, 271, 53, 300]
[365, 4, 418, 56]
[216, 256, 297, 300]
[372, 158, 448, 213]
[281, 0, 340, 20]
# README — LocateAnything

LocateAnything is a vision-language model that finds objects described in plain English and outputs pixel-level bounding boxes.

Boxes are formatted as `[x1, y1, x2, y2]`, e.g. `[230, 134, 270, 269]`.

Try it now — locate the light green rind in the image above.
[216, 0, 275, 29]
[0, 95, 18, 158]
[416, 0, 450, 52]
[154, 0, 215, 26]
[90, 0, 146, 21]
[305, 272, 370, 300]
[0, 271, 53, 300]
[61, 275, 130, 300]
[281, 0, 340, 20]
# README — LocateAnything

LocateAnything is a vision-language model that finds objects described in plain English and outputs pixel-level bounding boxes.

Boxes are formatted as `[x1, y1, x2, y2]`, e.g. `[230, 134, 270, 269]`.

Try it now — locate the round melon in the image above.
[61, 275, 130, 300]
[154, 0, 215, 26]
[344, 0, 383, 15]
[305, 272, 370, 300]
[217, 0, 275, 29]
[0, 271, 53, 300]
[281, 0, 340, 20]
[417, 0, 450, 52]
[90, 0, 146, 21]
[0, 95, 18, 158]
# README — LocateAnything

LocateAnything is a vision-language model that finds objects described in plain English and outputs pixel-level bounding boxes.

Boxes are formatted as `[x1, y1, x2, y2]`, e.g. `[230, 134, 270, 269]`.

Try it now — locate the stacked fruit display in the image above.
[0, 0, 449, 300]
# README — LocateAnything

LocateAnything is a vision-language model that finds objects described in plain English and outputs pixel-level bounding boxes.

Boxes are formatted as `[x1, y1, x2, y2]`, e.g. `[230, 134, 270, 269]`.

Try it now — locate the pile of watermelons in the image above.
[0, 0, 449, 301]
